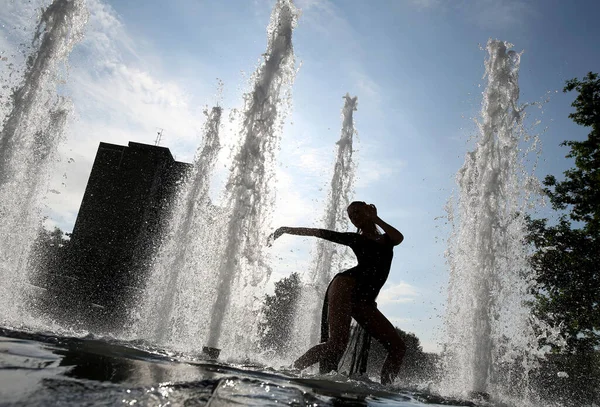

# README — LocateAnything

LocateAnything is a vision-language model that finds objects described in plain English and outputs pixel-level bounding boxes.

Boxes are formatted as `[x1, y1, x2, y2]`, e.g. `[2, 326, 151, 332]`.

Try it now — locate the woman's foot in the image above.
[278, 364, 301, 376]
[380, 352, 403, 385]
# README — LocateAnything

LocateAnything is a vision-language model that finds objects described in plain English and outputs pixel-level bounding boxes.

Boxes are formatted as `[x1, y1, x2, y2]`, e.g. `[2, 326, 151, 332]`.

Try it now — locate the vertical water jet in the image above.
[0, 0, 88, 326]
[291, 94, 358, 356]
[205, 0, 298, 353]
[442, 40, 542, 401]
[132, 105, 224, 345]
[134, 0, 298, 356]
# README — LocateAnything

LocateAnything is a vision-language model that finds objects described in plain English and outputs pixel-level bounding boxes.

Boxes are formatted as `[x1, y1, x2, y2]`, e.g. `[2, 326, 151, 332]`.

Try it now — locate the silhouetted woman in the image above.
[272, 201, 406, 384]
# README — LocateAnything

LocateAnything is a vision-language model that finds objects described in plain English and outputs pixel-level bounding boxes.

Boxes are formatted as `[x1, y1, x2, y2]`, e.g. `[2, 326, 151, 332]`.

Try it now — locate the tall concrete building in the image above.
[67, 141, 191, 330]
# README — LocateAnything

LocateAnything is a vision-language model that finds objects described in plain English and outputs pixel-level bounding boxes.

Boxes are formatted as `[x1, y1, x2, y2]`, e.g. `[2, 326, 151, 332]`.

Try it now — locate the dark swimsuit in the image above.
[315, 229, 395, 305]
[314, 229, 395, 374]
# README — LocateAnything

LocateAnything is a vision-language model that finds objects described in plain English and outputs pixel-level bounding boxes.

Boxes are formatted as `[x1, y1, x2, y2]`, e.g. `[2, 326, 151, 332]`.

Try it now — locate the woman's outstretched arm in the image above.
[272, 227, 355, 246]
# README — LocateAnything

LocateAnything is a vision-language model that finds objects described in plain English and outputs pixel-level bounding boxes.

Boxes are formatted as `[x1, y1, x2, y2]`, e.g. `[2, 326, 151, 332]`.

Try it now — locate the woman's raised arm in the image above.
[374, 216, 404, 245]
[272, 227, 356, 246]
[367, 205, 403, 245]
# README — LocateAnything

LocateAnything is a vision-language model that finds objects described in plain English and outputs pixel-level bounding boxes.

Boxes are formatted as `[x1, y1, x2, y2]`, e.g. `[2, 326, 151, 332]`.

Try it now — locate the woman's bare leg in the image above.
[352, 304, 406, 384]
[293, 275, 355, 371]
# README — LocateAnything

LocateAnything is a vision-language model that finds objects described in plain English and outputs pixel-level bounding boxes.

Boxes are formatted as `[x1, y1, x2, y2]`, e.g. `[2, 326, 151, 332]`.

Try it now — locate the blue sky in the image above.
[1, 0, 599, 352]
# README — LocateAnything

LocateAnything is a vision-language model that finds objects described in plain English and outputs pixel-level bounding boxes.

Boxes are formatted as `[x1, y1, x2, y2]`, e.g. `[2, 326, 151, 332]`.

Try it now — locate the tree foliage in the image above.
[258, 272, 301, 355]
[257, 273, 439, 382]
[527, 72, 600, 353]
[367, 327, 422, 368]
[30, 226, 71, 286]
[366, 326, 438, 383]
[544, 72, 600, 233]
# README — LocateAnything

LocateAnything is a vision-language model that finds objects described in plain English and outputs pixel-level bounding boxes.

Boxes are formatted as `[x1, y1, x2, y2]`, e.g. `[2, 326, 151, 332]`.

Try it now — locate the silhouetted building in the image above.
[67, 141, 191, 330]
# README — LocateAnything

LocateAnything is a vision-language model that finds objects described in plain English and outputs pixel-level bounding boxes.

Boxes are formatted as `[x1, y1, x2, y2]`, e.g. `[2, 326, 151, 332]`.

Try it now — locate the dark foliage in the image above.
[258, 272, 301, 355]
[530, 351, 600, 406]
[30, 226, 71, 288]
[28, 226, 87, 326]
[526, 72, 600, 354]
[366, 326, 439, 384]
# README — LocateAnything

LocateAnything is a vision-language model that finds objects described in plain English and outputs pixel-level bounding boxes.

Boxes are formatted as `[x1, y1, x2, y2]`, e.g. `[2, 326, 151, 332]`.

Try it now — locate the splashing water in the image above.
[133, 0, 298, 357]
[0, 0, 88, 327]
[131, 105, 224, 346]
[441, 40, 551, 404]
[205, 0, 298, 353]
[291, 94, 358, 356]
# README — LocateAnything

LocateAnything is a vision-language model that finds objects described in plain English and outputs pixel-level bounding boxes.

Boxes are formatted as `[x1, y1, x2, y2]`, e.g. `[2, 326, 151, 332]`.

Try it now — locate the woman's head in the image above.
[347, 201, 374, 230]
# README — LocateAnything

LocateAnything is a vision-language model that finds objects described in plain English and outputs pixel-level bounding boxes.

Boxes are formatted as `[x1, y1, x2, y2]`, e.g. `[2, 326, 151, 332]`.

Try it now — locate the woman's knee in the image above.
[384, 334, 407, 359]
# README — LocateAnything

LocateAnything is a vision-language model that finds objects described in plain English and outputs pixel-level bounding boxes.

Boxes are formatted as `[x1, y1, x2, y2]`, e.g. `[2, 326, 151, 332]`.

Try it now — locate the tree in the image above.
[258, 272, 301, 355]
[367, 327, 422, 366]
[365, 326, 437, 383]
[527, 72, 600, 353]
[30, 226, 71, 286]
[546, 72, 600, 234]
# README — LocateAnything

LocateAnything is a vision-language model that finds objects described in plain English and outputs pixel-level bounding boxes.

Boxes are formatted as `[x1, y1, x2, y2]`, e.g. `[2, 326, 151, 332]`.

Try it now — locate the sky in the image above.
[1, 0, 599, 353]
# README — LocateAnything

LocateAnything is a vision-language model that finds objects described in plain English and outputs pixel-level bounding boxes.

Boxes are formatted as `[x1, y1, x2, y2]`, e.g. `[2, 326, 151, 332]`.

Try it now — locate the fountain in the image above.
[0, 0, 586, 404]
[204, 0, 298, 355]
[441, 39, 550, 404]
[134, 0, 298, 357]
[290, 94, 358, 356]
[132, 105, 224, 347]
[0, 0, 88, 327]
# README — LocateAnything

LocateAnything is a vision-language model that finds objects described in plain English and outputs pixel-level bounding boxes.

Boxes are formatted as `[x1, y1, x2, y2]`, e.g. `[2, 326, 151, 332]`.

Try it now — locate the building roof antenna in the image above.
[155, 128, 164, 146]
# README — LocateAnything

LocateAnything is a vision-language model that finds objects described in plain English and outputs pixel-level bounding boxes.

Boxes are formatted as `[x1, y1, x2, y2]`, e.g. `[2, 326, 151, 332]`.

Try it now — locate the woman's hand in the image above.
[267, 226, 288, 246]
[367, 204, 378, 220]
[273, 226, 288, 240]
[370, 206, 404, 246]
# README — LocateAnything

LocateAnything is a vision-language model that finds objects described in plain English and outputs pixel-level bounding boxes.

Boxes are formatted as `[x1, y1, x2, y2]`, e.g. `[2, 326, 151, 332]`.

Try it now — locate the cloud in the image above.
[275, 126, 336, 225]
[377, 281, 419, 305]
[401, 0, 535, 29]
[420, 339, 442, 353]
[293, 0, 356, 46]
[462, 0, 534, 29]
[295, 0, 325, 10]
[81, 0, 140, 63]
[27, 0, 209, 231]
[273, 167, 319, 227]
[297, 147, 335, 178]
[68, 64, 203, 152]
[355, 157, 406, 189]
[354, 140, 407, 189]
[350, 71, 383, 111]
[67, 0, 203, 150]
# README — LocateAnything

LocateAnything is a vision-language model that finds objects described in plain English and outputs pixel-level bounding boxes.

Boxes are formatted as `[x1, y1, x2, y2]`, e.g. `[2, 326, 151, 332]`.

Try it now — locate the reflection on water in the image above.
[0, 328, 477, 406]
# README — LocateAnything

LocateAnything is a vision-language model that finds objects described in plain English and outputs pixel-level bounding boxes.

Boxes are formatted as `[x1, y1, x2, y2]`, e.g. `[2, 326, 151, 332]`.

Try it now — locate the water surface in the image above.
[0, 327, 477, 406]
